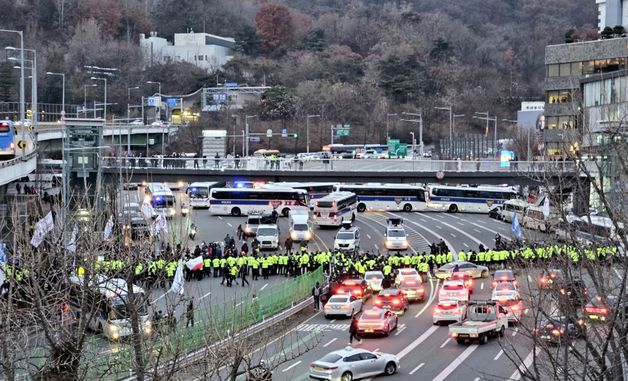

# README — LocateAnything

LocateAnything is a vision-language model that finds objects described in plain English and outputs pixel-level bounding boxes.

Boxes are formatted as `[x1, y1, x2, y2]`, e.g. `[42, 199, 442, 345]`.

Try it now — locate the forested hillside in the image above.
[0, 0, 596, 147]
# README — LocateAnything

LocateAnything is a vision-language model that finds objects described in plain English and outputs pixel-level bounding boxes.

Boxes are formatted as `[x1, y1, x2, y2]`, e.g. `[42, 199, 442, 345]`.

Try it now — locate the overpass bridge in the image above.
[102, 157, 580, 186]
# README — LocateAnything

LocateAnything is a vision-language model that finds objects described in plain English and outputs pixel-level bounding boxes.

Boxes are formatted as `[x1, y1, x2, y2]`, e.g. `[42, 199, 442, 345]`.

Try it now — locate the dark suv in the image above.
[558, 279, 588, 306]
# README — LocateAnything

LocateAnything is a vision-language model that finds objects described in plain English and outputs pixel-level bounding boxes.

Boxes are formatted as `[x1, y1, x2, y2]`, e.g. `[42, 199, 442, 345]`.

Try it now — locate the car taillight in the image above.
[374, 299, 382, 305]
[586, 307, 608, 315]
[353, 289, 362, 296]
[512, 305, 520, 311]
[418, 287, 425, 294]
[540, 278, 547, 283]
[337, 290, 345, 294]
[392, 299, 401, 305]
[551, 329, 562, 336]
[492, 281, 497, 287]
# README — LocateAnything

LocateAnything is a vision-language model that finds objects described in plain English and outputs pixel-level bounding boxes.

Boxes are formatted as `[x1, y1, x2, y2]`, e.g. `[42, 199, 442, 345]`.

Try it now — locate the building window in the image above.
[547, 90, 573, 104]
[558, 116, 574, 129]
[197, 55, 204, 60]
[547, 64, 559, 77]
[560, 63, 571, 76]
[546, 116, 558, 129]
[583, 60, 595, 74]
[571, 62, 582, 75]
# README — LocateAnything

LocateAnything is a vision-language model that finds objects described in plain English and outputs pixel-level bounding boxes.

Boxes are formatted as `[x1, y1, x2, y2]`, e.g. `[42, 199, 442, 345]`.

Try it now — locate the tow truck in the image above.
[449, 300, 508, 345]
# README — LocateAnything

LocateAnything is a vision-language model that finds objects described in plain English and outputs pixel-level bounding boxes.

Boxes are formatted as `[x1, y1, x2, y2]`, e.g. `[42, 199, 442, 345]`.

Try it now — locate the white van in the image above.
[499, 199, 528, 223]
[521, 205, 556, 232]
[289, 212, 312, 242]
[256, 224, 280, 250]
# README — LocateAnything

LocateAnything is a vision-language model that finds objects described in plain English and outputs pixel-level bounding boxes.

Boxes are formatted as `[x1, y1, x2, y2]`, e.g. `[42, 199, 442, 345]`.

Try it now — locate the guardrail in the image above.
[102, 156, 579, 173]
[82, 267, 324, 381]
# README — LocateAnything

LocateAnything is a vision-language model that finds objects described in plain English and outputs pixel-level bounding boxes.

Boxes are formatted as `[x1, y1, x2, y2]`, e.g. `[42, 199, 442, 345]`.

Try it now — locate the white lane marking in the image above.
[330, 319, 336, 323]
[152, 293, 166, 304]
[494, 349, 504, 360]
[366, 233, 372, 239]
[473, 228, 481, 233]
[235, 301, 243, 307]
[512, 328, 519, 337]
[281, 360, 301, 372]
[432, 345, 479, 381]
[396, 325, 439, 359]
[473, 378, 480, 381]
[450, 233, 456, 238]
[227, 222, 233, 228]
[421, 213, 488, 248]
[480, 282, 484, 290]
[463, 243, 469, 248]
[436, 225, 443, 230]
[218, 216, 223, 220]
[614, 268, 622, 279]
[415, 278, 439, 318]
[260, 283, 269, 291]
[399, 214, 455, 255]
[200, 291, 212, 300]
[395, 326, 407, 336]
[527, 274, 532, 282]
[440, 338, 451, 348]
[374, 244, 379, 250]
[509, 349, 535, 380]
[409, 363, 425, 375]
[323, 338, 337, 348]
[373, 348, 380, 352]
[524, 309, 529, 315]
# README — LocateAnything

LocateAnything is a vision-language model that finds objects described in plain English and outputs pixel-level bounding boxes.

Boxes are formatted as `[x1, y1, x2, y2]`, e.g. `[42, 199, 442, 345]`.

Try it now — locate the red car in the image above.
[333, 278, 372, 301]
[373, 288, 409, 315]
[356, 307, 399, 336]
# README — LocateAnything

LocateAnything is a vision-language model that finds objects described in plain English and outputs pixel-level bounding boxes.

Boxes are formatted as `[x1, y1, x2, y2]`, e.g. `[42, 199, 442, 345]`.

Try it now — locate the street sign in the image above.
[249, 136, 261, 143]
[281, 128, 288, 138]
[212, 93, 227, 104]
[397, 144, 408, 158]
[225, 82, 239, 87]
[266, 129, 273, 138]
[388, 139, 400, 158]
[167, 98, 178, 107]
[336, 129, 350, 137]
[17, 140, 25, 150]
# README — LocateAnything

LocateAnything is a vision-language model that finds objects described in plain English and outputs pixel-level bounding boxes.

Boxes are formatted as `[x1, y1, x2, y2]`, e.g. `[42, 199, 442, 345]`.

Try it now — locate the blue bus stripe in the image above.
[428, 196, 506, 204]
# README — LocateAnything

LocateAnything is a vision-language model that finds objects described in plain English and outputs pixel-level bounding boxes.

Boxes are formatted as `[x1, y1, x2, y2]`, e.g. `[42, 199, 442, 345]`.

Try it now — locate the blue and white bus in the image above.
[426, 185, 518, 213]
[187, 181, 223, 208]
[334, 184, 427, 212]
[209, 188, 309, 217]
[0, 120, 15, 159]
[312, 191, 358, 227]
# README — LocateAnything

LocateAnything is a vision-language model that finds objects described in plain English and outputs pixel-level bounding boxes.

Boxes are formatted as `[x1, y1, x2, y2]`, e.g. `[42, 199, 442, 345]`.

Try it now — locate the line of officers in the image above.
[1, 243, 618, 291]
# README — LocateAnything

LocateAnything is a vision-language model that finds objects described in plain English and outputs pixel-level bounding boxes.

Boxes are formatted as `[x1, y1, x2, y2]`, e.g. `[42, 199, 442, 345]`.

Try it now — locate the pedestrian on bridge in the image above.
[214, 152, 220, 169]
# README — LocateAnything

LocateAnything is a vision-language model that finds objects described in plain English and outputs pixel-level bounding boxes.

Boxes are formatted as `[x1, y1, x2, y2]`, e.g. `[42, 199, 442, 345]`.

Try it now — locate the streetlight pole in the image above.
[0, 30, 24, 124]
[91, 77, 107, 120]
[245, 115, 257, 157]
[386, 113, 397, 143]
[401, 111, 423, 157]
[46, 72, 65, 120]
[435, 106, 454, 157]
[474, 112, 498, 158]
[147, 81, 161, 121]
[306, 114, 320, 154]
[84, 84, 97, 116]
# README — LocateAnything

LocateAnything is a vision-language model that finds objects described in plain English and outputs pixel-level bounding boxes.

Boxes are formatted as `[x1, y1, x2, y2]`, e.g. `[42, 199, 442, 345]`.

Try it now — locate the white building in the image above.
[516, 101, 545, 129]
[596, 0, 628, 32]
[139, 30, 235, 72]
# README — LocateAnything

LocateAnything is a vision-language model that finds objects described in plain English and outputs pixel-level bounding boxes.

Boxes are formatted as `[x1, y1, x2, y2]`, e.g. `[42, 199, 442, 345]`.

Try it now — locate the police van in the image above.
[289, 211, 313, 242]
[334, 221, 360, 253]
[384, 218, 409, 251]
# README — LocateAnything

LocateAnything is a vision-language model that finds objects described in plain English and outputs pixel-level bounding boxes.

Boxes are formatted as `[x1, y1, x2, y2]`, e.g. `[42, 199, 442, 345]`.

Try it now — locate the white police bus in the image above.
[426, 185, 518, 213]
[187, 181, 223, 208]
[264, 182, 336, 205]
[334, 183, 427, 212]
[572, 215, 626, 248]
[145, 182, 177, 218]
[209, 188, 309, 217]
[312, 191, 357, 227]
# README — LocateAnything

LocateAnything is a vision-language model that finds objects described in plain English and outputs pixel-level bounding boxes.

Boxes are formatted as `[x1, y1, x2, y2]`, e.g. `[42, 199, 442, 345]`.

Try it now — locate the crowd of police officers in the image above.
[1, 232, 619, 296]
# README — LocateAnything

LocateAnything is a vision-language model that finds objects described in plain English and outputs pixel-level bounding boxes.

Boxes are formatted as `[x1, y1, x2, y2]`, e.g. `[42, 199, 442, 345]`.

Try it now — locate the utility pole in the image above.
[401, 111, 423, 157]
[474, 112, 498, 158]
[245, 115, 257, 157]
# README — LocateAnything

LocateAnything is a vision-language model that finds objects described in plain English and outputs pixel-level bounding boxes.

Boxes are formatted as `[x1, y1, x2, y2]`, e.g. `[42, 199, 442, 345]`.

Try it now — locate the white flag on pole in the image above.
[153, 214, 168, 235]
[169, 259, 185, 295]
[141, 200, 154, 220]
[30, 212, 55, 248]
[103, 215, 114, 240]
[66, 225, 78, 253]
[543, 197, 550, 218]
[0, 241, 6, 286]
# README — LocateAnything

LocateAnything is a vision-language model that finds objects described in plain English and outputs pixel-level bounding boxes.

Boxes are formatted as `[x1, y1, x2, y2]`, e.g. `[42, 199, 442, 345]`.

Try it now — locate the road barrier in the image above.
[83, 267, 324, 380]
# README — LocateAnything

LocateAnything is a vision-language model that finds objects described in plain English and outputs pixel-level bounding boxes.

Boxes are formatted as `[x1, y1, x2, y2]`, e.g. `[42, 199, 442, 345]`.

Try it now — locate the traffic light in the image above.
[293, 133, 298, 139]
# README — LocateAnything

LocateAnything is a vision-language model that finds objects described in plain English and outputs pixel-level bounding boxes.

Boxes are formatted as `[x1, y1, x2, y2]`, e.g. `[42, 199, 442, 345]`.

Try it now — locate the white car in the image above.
[256, 224, 279, 250]
[395, 268, 421, 286]
[333, 227, 360, 253]
[384, 227, 409, 250]
[324, 295, 363, 318]
[309, 347, 399, 381]
[433, 300, 468, 325]
[491, 282, 520, 301]
[364, 271, 385, 292]
[438, 280, 470, 302]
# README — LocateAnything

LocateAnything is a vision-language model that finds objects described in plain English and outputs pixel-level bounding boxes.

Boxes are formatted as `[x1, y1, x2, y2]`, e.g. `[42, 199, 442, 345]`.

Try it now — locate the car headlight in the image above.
[108, 324, 120, 340]
[291, 232, 298, 239]
[143, 321, 152, 335]
[305, 232, 311, 239]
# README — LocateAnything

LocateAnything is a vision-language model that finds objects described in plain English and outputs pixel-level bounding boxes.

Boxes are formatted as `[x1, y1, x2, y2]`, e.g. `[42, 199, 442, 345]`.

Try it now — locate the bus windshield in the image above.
[189, 187, 209, 198]
[152, 195, 175, 208]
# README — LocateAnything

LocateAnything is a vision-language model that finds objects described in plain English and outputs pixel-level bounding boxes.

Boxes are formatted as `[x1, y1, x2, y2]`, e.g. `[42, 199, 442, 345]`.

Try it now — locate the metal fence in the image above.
[84, 267, 324, 380]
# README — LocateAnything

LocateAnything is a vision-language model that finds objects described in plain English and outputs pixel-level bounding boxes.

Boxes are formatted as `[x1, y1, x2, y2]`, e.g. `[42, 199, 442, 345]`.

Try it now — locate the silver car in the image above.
[364, 271, 384, 292]
[435, 261, 489, 280]
[309, 346, 399, 381]
[324, 295, 363, 318]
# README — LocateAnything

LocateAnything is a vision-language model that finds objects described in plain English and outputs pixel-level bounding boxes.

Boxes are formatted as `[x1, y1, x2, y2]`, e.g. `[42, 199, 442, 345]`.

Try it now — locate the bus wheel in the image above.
[403, 203, 413, 212]
[448, 204, 458, 213]
[281, 208, 290, 217]
[231, 207, 241, 216]
[357, 203, 366, 213]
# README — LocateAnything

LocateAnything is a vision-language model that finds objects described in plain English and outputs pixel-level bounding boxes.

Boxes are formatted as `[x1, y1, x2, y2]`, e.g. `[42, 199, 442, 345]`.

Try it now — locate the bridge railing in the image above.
[101, 156, 578, 173]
